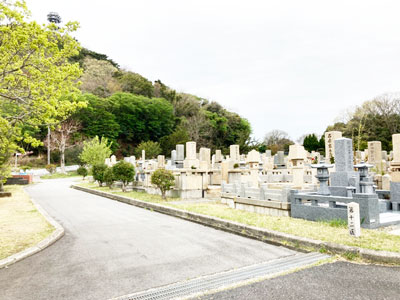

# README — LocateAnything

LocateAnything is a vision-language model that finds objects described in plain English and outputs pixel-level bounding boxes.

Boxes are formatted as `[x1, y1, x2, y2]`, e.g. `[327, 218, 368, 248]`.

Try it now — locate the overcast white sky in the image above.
[26, 0, 400, 142]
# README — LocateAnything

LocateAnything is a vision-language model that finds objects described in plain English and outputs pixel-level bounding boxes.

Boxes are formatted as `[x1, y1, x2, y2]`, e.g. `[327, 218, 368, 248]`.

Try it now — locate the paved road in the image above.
[200, 261, 400, 300]
[0, 179, 298, 300]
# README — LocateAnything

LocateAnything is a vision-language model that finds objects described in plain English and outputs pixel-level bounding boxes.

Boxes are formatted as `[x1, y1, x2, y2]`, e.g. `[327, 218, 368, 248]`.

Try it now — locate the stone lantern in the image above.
[311, 162, 334, 195]
[354, 162, 375, 194]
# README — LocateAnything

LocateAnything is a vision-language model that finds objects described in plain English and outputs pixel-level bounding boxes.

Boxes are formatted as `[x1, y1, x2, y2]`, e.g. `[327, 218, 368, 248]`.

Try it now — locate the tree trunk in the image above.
[161, 190, 166, 199]
[122, 183, 126, 192]
[0, 180, 4, 192]
[60, 131, 66, 174]
[47, 126, 51, 165]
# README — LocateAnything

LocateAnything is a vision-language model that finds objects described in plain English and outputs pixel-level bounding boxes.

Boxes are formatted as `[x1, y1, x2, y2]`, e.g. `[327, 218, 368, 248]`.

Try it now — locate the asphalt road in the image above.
[200, 261, 400, 300]
[0, 179, 298, 300]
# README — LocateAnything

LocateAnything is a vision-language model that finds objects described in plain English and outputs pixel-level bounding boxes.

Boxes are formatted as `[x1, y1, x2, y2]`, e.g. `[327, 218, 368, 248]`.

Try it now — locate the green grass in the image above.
[41, 171, 80, 179]
[0, 185, 55, 260]
[78, 182, 400, 253]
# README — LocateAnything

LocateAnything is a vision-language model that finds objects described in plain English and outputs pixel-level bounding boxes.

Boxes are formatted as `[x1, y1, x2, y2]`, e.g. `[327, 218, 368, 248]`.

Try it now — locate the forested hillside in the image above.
[23, 48, 252, 164]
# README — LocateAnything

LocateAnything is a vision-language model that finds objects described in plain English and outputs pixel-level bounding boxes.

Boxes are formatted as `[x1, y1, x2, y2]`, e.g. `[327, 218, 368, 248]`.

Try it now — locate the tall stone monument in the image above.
[325, 131, 342, 163]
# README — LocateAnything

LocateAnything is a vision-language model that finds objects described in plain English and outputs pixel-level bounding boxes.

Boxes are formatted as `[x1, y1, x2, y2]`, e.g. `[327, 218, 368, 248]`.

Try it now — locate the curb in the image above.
[71, 185, 400, 265]
[0, 197, 65, 269]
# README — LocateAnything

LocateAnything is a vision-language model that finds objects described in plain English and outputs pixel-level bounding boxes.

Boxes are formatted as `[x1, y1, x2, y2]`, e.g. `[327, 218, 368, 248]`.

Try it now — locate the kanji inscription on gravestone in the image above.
[347, 202, 361, 237]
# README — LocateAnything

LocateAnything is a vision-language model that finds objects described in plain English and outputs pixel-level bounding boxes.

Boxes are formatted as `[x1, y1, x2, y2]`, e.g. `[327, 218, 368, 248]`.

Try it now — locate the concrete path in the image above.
[0, 179, 298, 300]
[200, 261, 400, 300]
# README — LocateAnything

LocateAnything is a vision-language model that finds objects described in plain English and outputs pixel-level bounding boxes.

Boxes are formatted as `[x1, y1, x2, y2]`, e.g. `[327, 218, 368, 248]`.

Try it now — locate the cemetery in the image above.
[93, 131, 400, 231]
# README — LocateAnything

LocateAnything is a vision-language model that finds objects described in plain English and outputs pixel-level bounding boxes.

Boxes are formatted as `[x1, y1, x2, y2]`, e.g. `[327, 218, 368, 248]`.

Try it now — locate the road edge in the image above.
[71, 185, 400, 265]
[0, 196, 65, 269]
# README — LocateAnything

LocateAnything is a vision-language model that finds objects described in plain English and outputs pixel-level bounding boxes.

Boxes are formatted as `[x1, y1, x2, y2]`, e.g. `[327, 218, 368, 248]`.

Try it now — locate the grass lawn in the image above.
[79, 182, 400, 253]
[41, 171, 80, 179]
[0, 185, 55, 260]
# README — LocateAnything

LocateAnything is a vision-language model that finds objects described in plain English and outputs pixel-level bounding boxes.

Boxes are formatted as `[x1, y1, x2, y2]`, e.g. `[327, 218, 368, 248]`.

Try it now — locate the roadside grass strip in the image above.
[0, 185, 55, 260]
[40, 171, 80, 179]
[78, 182, 400, 254]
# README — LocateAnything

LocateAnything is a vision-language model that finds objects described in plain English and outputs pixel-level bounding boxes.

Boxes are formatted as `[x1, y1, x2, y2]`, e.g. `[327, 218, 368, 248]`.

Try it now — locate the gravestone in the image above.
[199, 147, 211, 169]
[157, 155, 165, 168]
[171, 150, 177, 167]
[176, 144, 184, 161]
[215, 149, 223, 163]
[330, 138, 359, 192]
[325, 131, 342, 163]
[265, 150, 272, 158]
[110, 155, 117, 166]
[186, 142, 196, 160]
[347, 202, 361, 237]
[230, 145, 240, 162]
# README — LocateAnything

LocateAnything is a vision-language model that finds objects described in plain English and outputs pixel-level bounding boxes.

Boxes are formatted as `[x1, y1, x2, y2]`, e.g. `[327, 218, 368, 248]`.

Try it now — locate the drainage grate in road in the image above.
[112, 252, 329, 300]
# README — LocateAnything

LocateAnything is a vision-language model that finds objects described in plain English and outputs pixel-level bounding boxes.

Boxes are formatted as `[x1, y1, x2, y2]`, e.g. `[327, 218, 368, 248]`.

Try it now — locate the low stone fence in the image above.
[290, 191, 380, 229]
[221, 182, 292, 216]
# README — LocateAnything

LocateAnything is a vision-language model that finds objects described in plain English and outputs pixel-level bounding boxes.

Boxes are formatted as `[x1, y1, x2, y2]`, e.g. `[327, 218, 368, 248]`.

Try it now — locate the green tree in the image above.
[0, 1, 84, 183]
[103, 167, 115, 188]
[134, 141, 161, 159]
[159, 126, 190, 155]
[116, 71, 154, 98]
[112, 161, 135, 192]
[92, 163, 107, 187]
[77, 166, 88, 179]
[303, 134, 320, 152]
[0, 118, 18, 192]
[79, 136, 112, 167]
[74, 94, 121, 149]
[151, 169, 175, 199]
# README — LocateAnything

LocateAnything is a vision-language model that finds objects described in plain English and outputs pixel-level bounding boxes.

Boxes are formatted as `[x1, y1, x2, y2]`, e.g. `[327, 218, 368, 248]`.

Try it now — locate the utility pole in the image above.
[47, 125, 51, 165]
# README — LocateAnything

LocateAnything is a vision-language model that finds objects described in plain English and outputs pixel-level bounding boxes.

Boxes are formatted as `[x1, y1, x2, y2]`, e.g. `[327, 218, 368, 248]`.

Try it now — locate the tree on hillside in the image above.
[134, 141, 161, 159]
[79, 57, 121, 97]
[44, 119, 81, 173]
[116, 71, 154, 98]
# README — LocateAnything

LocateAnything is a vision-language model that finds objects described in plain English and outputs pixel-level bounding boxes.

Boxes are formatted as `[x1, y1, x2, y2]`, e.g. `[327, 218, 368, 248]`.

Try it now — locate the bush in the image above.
[79, 136, 112, 167]
[151, 169, 175, 199]
[92, 163, 108, 186]
[134, 141, 161, 159]
[45, 164, 57, 174]
[103, 167, 115, 189]
[77, 166, 88, 179]
[233, 163, 239, 169]
[112, 161, 135, 192]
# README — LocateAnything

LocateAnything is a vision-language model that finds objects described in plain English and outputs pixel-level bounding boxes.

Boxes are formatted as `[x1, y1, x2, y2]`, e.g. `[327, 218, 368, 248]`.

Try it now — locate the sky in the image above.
[26, 0, 400, 142]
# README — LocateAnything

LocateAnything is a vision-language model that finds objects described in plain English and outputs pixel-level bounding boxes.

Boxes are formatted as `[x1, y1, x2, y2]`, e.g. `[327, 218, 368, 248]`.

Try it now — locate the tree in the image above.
[159, 126, 190, 155]
[79, 57, 121, 97]
[103, 167, 115, 188]
[134, 141, 161, 159]
[263, 130, 293, 154]
[0, 118, 18, 192]
[79, 136, 112, 167]
[151, 169, 175, 199]
[92, 163, 107, 187]
[0, 1, 84, 183]
[116, 71, 154, 98]
[112, 161, 135, 192]
[44, 119, 81, 173]
[77, 166, 88, 179]
[303, 134, 320, 152]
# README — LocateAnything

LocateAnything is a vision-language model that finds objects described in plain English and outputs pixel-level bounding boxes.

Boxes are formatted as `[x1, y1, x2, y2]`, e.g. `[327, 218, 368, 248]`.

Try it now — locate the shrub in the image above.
[92, 163, 108, 186]
[45, 164, 57, 174]
[134, 141, 161, 159]
[77, 166, 88, 179]
[233, 163, 239, 169]
[151, 169, 175, 199]
[112, 161, 135, 192]
[103, 167, 115, 189]
[79, 136, 112, 167]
